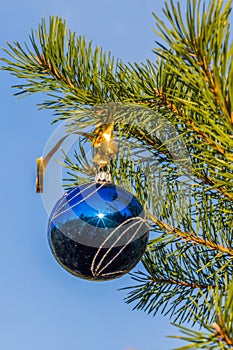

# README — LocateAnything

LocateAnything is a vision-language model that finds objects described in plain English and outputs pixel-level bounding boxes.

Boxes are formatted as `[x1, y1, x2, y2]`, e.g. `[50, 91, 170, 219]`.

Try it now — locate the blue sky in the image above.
[0, 1, 219, 349]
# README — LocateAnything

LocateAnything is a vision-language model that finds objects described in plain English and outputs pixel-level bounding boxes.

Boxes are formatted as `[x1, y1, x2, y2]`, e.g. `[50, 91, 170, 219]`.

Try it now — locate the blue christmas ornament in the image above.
[48, 175, 149, 281]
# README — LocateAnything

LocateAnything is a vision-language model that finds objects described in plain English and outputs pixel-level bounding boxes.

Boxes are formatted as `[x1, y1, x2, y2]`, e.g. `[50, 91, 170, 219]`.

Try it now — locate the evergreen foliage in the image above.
[1, 0, 233, 348]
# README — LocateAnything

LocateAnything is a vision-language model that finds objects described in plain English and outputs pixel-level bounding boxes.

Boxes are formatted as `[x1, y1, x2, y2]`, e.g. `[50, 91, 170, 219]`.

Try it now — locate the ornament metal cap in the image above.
[95, 172, 112, 183]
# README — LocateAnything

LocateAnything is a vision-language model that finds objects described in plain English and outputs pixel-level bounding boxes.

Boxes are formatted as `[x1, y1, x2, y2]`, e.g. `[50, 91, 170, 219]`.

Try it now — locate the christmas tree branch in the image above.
[124, 191, 231, 323]
[150, 275, 213, 290]
[1, 17, 118, 109]
[148, 214, 233, 256]
[170, 280, 233, 349]
[123, 110, 233, 200]
[153, 0, 233, 120]
[123, 245, 220, 324]
[117, 55, 233, 200]
[152, 77, 233, 200]
[153, 87, 226, 155]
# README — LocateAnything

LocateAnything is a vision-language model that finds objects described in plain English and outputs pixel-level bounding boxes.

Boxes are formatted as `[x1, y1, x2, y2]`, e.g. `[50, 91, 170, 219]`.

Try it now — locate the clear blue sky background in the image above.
[0, 1, 227, 350]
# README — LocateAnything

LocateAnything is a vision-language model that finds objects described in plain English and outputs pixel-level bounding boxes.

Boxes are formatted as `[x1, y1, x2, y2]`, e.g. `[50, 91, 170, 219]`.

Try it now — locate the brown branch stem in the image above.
[151, 276, 211, 290]
[35, 54, 77, 90]
[148, 214, 233, 256]
[212, 322, 233, 347]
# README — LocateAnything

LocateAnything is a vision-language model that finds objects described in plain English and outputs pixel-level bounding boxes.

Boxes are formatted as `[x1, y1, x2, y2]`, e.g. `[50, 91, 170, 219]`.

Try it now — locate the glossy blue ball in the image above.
[48, 182, 149, 281]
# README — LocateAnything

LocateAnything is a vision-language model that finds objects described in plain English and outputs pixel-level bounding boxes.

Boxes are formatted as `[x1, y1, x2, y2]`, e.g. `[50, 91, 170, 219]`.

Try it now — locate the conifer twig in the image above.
[148, 214, 233, 256]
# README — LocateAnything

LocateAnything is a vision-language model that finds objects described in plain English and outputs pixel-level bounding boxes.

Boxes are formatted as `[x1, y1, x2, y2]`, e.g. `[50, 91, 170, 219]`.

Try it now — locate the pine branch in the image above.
[128, 100, 233, 200]
[123, 246, 220, 324]
[1, 17, 118, 110]
[150, 275, 212, 291]
[153, 0, 233, 121]
[148, 214, 233, 256]
[170, 280, 233, 349]
[112, 58, 233, 201]
[124, 178, 232, 324]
